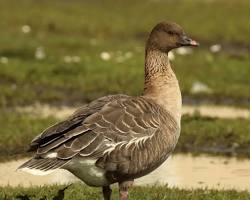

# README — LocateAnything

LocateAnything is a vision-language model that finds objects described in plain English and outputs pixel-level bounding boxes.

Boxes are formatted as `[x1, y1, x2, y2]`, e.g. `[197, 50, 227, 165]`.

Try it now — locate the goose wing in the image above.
[31, 96, 161, 158]
[19, 95, 177, 175]
[28, 94, 128, 152]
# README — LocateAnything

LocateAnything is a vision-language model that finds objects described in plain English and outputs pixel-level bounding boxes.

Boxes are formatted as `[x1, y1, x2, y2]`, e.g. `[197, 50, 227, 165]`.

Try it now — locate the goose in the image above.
[18, 21, 198, 200]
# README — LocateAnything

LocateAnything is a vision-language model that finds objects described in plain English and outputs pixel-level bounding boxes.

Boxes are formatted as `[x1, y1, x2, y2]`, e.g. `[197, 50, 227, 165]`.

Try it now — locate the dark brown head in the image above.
[146, 21, 199, 53]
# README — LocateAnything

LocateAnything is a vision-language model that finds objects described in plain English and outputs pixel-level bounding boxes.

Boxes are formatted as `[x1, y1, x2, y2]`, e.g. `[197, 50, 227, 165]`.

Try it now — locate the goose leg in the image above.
[102, 186, 112, 200]
[119, 180, 134, 200]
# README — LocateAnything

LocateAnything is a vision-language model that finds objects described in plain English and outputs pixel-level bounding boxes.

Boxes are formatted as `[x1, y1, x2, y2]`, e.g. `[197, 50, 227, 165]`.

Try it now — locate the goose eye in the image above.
[167, 31, 174, 35]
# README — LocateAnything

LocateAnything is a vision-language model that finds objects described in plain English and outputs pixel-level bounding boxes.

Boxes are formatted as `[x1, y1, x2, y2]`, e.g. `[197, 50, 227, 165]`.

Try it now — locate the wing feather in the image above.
[20, 95, 178, 177]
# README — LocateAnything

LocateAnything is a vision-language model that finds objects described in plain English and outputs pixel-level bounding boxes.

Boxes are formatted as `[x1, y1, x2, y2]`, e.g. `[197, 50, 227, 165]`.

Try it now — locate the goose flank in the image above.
[18, 21, 199, 200]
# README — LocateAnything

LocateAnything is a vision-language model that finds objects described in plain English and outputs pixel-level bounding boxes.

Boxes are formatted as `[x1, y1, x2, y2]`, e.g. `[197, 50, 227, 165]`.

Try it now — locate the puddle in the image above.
[1, 154, 250, 191]
[182, 105, 250, 119]
[16, 103, 250, 120]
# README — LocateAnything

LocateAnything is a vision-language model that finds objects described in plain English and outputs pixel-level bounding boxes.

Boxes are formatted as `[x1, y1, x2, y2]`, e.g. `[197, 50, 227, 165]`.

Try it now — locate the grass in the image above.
[0, 110, 57, 161]
[178, 115, 250, 156]
[0, 0, 250, 107]
[1, 111, 250, 161]
[1, 183, 250, 200]
[0, 1, 249, 198]
[1, 0, 250, 44]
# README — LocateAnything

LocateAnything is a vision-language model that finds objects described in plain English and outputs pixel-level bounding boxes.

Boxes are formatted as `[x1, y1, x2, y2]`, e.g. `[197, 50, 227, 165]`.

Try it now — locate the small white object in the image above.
[35, 47, 46, 60]
[21, 25, 31, 33]
[100, 52, 111, 61]
[46, 152, 58, 158]
[63, 56, 81, 63]
[210, 44, 221, 53]
[168, 51, 175, 61]
[176, 47, 193, 55]
[190, 81, 212, 94]
[64, 56, 72, 63]
[0, 57, 8, 64]
[72, 56, 81, 63]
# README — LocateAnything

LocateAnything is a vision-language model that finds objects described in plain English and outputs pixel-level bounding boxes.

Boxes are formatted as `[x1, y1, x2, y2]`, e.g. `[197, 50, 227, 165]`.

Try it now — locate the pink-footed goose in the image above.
[18, 22, 198, 200]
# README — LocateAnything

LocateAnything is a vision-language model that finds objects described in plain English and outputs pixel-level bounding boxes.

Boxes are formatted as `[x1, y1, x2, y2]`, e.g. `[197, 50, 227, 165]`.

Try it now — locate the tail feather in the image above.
[17, 158, 68, 176]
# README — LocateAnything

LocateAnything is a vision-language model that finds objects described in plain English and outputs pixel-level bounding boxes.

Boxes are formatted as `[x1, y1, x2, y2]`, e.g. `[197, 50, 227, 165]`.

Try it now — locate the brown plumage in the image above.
[18, 21, 198, 200]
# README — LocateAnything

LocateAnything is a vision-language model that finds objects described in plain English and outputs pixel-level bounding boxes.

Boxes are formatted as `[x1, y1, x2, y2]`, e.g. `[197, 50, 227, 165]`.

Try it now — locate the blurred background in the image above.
[0, 0, 250, 199]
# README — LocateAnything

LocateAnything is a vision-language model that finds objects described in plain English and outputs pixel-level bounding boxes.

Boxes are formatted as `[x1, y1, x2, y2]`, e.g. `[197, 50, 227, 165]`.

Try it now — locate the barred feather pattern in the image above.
[18, 95, 179, 182]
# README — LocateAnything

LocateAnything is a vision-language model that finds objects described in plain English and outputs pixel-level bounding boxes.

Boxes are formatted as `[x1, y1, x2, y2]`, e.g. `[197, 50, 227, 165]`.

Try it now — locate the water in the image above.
[1, 154, 250, 190]
[16, 104, 250, 120]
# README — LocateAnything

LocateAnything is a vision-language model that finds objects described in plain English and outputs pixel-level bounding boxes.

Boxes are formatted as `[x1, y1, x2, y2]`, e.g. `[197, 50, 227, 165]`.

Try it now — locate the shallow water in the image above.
[1, 154, 250, 190]
[16, 103, 250, 120]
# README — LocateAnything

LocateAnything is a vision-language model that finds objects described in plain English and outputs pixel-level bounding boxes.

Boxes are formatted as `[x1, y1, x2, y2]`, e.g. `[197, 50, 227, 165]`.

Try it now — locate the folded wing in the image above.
[18, 95, 175, 176]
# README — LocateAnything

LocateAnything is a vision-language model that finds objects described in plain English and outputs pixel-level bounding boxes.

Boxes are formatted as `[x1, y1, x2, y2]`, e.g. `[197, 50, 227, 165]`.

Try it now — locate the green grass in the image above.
[0, 111, 57, 161]
[1, 183, 250, 200]
[1, 49, 250, 107]
[1, 111, 250, 161]
[0, 0, 250, 107]
[0, 1, 249, 198]
[178, 115, 250, 156]
[1, 0, 250, 44]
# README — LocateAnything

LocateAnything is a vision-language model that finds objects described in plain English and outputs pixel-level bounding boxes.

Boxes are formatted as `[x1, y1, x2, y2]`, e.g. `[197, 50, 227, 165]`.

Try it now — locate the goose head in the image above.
[146, 21, 199, 53]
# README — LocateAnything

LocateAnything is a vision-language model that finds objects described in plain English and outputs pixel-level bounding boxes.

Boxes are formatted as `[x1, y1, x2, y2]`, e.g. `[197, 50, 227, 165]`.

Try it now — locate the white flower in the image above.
[21, 25, 31, 34]
[190, 81, 212, 94]
[176, 47, 193, 55]
[35, 47, 46, 60]
[100, 52, 111, 61]
[63, 56, 81, 63]
[0, 57, 8, 64]
[63, 56, 72, 63]
[168, 51, 175, 61]
[210, 44, 221, 53]
[72, 56, 81, 63]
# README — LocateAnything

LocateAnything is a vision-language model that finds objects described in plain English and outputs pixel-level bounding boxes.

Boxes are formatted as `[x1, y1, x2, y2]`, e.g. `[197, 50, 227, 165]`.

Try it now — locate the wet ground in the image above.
[2, 104, 249, 190]
[1, 154, 250, 191]
[16, 103, 250, 119]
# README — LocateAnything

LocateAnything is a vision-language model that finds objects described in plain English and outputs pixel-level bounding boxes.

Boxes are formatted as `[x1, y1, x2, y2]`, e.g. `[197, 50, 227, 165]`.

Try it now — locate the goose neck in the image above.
[143, 49, 182, 125]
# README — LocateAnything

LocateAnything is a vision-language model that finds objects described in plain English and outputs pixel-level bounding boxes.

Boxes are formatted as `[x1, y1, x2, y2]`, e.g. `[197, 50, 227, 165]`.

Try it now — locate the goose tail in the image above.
[17, 158, 68, 176]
